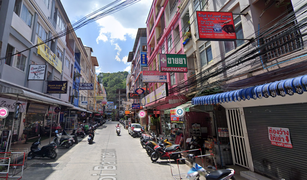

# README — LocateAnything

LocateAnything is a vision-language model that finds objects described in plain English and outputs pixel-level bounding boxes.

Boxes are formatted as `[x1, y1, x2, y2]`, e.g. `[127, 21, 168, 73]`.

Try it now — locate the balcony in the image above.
[260, 25, 303, 64]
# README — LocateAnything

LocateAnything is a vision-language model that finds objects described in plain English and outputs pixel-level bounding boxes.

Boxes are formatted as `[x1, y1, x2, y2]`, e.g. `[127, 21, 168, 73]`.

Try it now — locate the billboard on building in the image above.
[143, 71, 167, 82]
[79, 83, 94, 90]
[28, 65, 46, 80]
[196, 11, 236, 41]
[47, 81, 67, 94]
[141, 52, 147, 66]
[106, 102, 114, 111]
[159, 54, 188, 72]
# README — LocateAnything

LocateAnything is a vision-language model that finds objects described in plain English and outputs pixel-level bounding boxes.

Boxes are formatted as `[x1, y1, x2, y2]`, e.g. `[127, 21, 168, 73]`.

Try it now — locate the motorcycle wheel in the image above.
[49, 150, 57, 159]
[174, 148, 182, 160]
[151, 152, 159, 162]
[64, 142, 71, 149]
[28, 151, 35, 159]
[146, 148, 152, 156]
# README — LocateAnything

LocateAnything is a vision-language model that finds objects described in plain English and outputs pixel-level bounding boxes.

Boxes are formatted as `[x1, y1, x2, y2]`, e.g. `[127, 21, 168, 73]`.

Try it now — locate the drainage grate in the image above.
[30, 163, 58, 167]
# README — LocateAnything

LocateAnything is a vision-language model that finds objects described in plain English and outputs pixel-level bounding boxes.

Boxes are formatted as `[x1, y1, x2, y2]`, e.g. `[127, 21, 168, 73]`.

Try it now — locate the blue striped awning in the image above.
[192, 74, 307, 105]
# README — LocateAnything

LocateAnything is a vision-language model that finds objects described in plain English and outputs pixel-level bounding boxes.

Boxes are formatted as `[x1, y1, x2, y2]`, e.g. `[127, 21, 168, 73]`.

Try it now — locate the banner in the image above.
[79, 83, 94, 90]
[47, 81, 68, 94]
[143, 71, 167, 82]
[196, 11, 236, 41]
[160, 54, 188, 72]
[141, 52, 147, 66]
[28, 65, 46, 80]
[37, 37, 62, 73]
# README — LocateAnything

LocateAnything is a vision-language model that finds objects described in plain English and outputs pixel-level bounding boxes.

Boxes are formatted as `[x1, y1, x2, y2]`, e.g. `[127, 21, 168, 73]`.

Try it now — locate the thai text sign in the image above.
[132, 103, 140, 109]
[170, 110, 183, 123]
[0, 98, 27, 112]
[37, 37, 62, 73]
[47, 81, 67, 94]
[160, 54, 188, 72]
[196, 11, 236, 41]
[28, 65, 46, 80]
[268, 127, 292, 149]
[79, 83, 94, 90]
[141, 52, 147, 66]
[143, 71, 167, 83]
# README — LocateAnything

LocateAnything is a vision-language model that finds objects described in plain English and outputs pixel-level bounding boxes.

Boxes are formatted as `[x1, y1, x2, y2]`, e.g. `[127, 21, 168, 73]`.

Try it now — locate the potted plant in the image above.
[183, 31, 192, 45]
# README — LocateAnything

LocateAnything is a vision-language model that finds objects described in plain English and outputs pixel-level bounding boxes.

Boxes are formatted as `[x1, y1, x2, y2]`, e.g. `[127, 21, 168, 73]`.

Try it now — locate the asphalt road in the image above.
[21, 121, 193, 180]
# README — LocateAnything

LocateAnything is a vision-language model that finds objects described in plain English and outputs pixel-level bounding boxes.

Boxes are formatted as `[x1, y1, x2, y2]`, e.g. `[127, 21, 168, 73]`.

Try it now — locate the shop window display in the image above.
[0, 112, 21, 142]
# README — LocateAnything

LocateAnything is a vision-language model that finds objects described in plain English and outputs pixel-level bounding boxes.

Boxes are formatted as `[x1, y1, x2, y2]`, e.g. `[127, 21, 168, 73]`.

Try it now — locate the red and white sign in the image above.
[0, 107, 9, 118]
[268, 127, 292, 149]
[138, 110, 146, 118]
[196, 11, 236, 41]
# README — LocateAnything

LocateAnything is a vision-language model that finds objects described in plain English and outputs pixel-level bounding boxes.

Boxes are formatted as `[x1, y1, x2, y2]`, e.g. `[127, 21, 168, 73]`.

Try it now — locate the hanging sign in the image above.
[138, 110, 146, 118]
[135, 88, 145, 95]
[47, 81, 68, 94]
[175, 107, 185, 117]
[196, 11, 236, 41]
[0, 107, 9, 118]
[140, 52, 147, 66]
[143, 71, 167, 83]
[28, 65, 46, 80]
[79, 83, 94, 90]
[160, 54, 188, 72]
[54, 107, 61, 113]
[132, 103, 140, 109]
[268, 127, 292, 149]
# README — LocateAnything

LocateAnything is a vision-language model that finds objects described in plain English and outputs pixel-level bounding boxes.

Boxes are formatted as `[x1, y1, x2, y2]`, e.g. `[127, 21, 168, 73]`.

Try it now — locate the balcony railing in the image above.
[260, 25, 303, 63]
[156, 6, 162, 19]
[170, 0, 178, 14]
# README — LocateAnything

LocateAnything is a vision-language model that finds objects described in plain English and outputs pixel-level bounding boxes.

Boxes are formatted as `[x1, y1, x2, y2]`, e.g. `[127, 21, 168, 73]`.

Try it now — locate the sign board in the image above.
[37, 37, 62, 73]
[160, 54, 188, 72]
[0, 107, 9, 118]
[135, 88, 145, 95]
[268, 127, 292, 149]
[175, 107, 185, 117]
[28, 65, 46, 80]
[138, 110, 146, 118]
[141, 52, 147, 66]
[0, 98, 27, 112]
[143, 71, 167, 83]
[155, 83, 168, 100]
[81, 112, 86, 117]
[128, 93, 139, 99]
[54, 107, 61, 113]
[81, 101, 88, 106]
[47, 81, 67, 94]
[125, 110, 131, 115]
[106, 102, 114, 111]
[170, 109, 183, 123]
[27, 103, 49, 114]
[79, 83, 94, 90]
[196, 11, 236, 41]
[132, 103, 140, 109]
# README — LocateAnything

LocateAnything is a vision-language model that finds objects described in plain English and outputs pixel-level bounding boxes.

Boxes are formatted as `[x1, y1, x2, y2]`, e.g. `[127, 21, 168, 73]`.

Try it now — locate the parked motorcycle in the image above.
[62, 129, 78, 144]
[140, 133, 155, 148]
[150, 143, 181, 162]
[54, 131, 73, 148]
[28, 137, 57, 159]
[88, 130, 95, 144]
[116, 127, 121, 136]
[145, 138, 172, 156]
[75, 127, 86, 138]
[185, 154, 235, 180]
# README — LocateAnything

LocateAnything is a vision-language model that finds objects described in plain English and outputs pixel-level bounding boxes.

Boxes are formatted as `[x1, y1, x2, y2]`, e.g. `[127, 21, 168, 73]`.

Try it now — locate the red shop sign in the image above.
[268, 127, 292, 149]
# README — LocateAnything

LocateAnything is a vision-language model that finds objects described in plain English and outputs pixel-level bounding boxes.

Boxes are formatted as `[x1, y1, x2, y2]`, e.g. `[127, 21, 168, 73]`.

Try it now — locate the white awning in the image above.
[0, 80, 73, 107]
[69, 106, 87, 112]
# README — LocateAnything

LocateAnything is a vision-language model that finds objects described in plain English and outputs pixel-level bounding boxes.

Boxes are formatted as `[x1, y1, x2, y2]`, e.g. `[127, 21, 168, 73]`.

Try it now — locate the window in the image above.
[161, 45, 165, 54]
[167, 34, 172, 52]
[224, 16, 244, 53]
[57, 13, 66, 31]
[15, 52, 26, 71]
[21, 4, 33, 27]
[5, 44, 14, 66]
[36, 23, 48, 41]
[170, 73, 176, 85]
[57, 48, 63, 61]
[65, 58, 70, 69]
[199, 42, 213, 67]
[43, 0, 49, 8]
[14, 0, 22, 15]
[193, 0, 206, 11]
[70, 64, 73, 78]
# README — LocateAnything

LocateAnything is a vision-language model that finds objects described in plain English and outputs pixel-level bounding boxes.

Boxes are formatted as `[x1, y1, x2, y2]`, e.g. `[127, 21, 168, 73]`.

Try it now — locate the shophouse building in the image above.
[175, 0, 307, 179]
[0, 0, 94, 146]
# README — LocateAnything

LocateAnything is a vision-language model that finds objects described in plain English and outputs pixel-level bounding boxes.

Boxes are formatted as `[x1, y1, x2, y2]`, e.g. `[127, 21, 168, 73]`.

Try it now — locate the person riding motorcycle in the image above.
[115, 123, 121, 135]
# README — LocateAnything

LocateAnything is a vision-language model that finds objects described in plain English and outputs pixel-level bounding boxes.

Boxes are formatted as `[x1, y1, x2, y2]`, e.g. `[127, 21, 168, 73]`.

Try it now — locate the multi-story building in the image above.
[0, 0, 97, 144]
[173, 0, 307, 179]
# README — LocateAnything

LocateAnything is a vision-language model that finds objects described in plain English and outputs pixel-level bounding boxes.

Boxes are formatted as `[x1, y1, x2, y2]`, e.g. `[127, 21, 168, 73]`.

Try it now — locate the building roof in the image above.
[91, 56, 99, 66]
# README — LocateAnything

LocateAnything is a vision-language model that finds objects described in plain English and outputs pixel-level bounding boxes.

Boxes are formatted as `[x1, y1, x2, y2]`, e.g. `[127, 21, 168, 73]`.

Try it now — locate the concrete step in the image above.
[240, 171, 272, 180]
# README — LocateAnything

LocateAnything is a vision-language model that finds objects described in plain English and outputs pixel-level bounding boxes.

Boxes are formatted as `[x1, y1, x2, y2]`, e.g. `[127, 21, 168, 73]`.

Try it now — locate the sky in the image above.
[61, 0, 152, 74]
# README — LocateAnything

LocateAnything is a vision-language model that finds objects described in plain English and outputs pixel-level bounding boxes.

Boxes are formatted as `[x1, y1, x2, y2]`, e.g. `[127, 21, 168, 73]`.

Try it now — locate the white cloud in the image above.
[124, 64, 131, 72]
[121, 56, 128, 64]
[95, 67, 102, 74]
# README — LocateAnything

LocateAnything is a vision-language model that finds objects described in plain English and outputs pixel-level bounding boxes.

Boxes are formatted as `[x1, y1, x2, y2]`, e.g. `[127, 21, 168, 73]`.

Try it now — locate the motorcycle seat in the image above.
[165, 145, 179, 152]
[205, 169, 232, 179]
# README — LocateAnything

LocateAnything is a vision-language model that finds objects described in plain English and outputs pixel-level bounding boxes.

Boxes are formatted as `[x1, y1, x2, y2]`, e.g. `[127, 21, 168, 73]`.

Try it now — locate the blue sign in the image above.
[132, 103, 140, 109]
[159, 76, 167, 80]
[47, 81, 68, 94]
[141, 52, 147, 67]
[79, 83, 94, 90]
[135, 88, 145, 95]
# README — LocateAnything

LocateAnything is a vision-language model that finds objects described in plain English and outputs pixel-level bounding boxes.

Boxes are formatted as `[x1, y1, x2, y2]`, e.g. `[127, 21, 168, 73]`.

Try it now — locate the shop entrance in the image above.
[226, 108, 253, 170]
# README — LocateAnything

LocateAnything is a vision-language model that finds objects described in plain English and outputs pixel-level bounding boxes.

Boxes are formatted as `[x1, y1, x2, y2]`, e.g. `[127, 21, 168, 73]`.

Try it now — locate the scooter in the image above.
[145, 138, 172, 156]
[140, 133, 155, 148]
[28, 137, 57, 159]
[116, 127, 121, 136]
[185, 154, 236, 180]
[150, 143, 181, 162]
[54, 131, 73, 148]
[88, 130, 95, 144]
[62, 129, 78, 144]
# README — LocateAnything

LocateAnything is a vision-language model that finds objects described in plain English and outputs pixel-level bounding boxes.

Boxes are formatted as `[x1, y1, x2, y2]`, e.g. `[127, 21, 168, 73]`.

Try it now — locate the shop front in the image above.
[0, 97, 27, 145]
[192, 74, 307, 179]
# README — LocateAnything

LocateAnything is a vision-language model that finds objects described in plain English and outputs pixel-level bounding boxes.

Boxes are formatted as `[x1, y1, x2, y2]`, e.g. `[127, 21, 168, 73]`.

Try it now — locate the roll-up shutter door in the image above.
[244, 103, 307, 180]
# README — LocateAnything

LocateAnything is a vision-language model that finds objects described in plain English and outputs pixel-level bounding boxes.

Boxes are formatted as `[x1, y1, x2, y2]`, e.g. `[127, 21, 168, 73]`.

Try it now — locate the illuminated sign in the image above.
[0, 107, 9, 118]
[160, 54, 188, 72]
[196, 11, 236, 41]
[138, 110, 146, 118]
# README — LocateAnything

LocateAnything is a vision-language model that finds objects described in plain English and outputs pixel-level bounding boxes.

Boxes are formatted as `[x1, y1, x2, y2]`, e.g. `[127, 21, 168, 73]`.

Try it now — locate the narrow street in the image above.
[21, 121, 192, 180]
